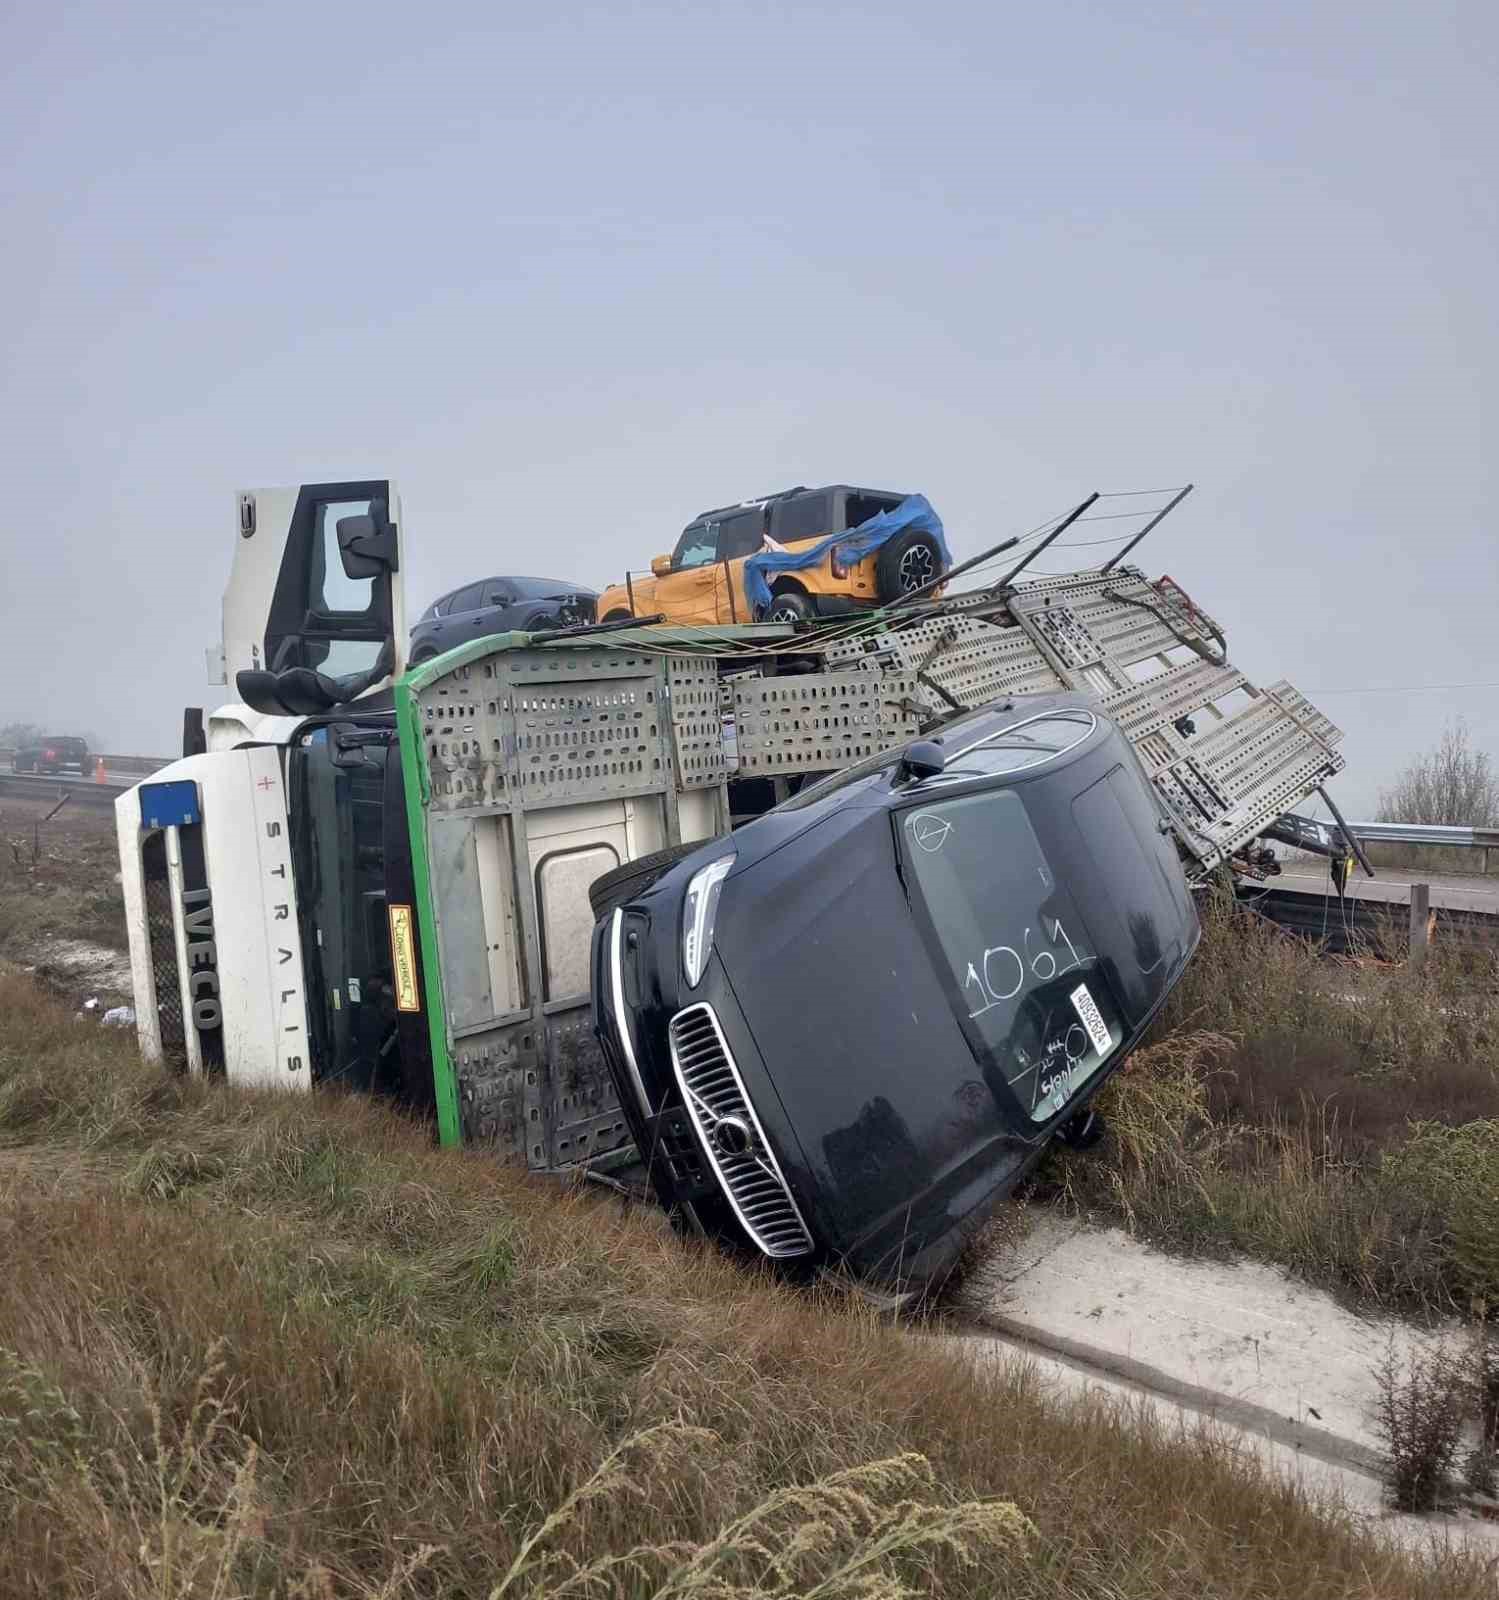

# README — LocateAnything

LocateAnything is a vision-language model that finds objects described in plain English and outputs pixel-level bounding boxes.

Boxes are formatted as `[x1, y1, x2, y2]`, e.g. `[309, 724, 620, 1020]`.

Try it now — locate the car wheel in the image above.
[601, 608, 634, 624]
[588, 842, 703, 920]
[1055, 1107, 1107, 1152]
[767, 589, 815, 624]
[875, 530, 944, 603]
[409, 646, 439, 665]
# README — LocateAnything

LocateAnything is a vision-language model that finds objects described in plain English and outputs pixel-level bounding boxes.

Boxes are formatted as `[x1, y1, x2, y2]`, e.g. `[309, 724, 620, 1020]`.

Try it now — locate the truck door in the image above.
[217, 479, 405, 704]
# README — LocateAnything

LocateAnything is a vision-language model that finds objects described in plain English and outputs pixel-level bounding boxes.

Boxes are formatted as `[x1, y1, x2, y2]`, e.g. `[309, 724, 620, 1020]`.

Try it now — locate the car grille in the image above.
[140, 831, 187, 1069]
[667, 1003, 813, 1259]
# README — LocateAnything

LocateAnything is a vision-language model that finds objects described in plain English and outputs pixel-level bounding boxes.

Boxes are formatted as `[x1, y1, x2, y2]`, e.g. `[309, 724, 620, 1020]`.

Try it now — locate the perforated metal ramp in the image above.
[818, 567, 1342, 876]
[398, 636, 730, 1164]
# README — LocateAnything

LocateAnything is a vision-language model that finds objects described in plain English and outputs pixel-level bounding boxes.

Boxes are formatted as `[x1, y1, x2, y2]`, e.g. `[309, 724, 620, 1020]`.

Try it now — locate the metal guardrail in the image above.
[1236, 883, 1498, 954]
[0, 773, 127, 808]
[1345, 821, 1499, 850]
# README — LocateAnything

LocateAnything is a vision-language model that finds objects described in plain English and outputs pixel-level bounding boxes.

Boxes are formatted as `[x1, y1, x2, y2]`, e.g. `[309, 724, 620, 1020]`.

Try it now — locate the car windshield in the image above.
[671, 526, 717, 569]
[897, 787, 1125, 1123]
[286, 728, 398, 1093]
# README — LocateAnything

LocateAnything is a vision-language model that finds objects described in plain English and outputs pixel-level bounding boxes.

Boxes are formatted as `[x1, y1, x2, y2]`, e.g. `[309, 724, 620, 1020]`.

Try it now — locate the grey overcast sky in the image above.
[2, 0, 1494, 811]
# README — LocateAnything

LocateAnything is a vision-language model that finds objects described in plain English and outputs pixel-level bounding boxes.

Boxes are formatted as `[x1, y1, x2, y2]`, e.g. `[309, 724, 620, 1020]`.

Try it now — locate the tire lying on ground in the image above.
[588, 842, 703, 919]
[876, 530, 944, 602]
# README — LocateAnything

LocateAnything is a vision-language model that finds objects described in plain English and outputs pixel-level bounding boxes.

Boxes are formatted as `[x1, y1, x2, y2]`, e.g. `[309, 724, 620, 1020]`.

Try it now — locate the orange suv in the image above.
[596, 485, 948, 626]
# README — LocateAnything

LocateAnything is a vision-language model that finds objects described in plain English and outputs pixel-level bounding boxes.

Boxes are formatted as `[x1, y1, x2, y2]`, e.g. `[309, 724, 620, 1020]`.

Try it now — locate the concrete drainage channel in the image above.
[945, 1214, 1499, 1556]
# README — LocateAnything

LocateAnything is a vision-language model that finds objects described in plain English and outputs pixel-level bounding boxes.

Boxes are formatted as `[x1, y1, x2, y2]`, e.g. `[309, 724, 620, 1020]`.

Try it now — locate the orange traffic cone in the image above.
[94, 756, 107, 783]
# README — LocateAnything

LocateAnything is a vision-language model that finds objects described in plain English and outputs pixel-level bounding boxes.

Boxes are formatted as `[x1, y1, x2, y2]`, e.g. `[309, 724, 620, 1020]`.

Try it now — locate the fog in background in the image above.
[2, 0, 1494, 813]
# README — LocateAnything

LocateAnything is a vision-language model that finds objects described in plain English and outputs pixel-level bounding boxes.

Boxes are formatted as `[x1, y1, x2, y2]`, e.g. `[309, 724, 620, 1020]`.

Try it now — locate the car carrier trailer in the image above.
[116, 479, 1349, 1244]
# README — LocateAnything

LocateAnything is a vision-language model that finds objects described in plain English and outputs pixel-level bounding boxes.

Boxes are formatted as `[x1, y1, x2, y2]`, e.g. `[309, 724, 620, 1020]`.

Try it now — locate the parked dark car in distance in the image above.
[410, 577, 596, 663]
[12, 735, 90, 775]
[590, 695, 1200, 1293]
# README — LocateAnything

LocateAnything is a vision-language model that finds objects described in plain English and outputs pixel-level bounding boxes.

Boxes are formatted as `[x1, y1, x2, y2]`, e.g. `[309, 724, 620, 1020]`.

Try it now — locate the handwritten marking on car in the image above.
[963, 918, 1088, 1020]
[908, 812, 952, 853]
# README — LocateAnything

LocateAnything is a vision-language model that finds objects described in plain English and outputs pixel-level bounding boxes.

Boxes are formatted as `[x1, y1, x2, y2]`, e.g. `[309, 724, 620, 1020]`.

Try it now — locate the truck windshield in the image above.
[285, 729, 399, 1093]
[898, 787, 1125, 1124]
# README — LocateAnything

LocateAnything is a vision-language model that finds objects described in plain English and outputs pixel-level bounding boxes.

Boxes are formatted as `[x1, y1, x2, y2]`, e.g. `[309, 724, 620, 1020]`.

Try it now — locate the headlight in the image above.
[681, 855, 734, 988]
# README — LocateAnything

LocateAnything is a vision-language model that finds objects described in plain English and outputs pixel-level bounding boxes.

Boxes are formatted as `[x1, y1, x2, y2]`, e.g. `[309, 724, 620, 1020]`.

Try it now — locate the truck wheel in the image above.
[876, 531, 943, 602]
[589, 842, 702, 919]
[767, 589, 814, 624]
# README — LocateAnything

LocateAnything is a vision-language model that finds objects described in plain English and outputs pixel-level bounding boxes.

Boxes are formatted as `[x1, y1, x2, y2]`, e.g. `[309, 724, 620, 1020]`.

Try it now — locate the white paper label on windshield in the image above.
[1069, 983, 1112, 1058]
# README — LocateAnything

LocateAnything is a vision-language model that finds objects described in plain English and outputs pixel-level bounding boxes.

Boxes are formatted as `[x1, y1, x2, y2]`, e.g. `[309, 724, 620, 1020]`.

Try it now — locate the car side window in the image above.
[449, 583, 485, 614]
[844, 492, 903, 529]
[482, 580, 514, 607]
[716, 509, 766, 561]
[772, 493, 832, 543]
[672, 524, 719, 569]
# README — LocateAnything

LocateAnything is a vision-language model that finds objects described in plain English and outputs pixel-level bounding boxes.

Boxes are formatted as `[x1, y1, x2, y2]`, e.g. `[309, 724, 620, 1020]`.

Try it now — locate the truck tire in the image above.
[876, 531, 943, 602]
[767, 589, 815, 624]
[588, 842, 702, 920]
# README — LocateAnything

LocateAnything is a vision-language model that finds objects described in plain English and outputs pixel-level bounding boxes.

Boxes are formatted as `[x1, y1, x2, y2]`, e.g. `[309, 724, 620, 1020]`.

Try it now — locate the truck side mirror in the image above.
[337, 499, 399, 579]
[329, 721, 392, 770]
[650, 554, 672, 577]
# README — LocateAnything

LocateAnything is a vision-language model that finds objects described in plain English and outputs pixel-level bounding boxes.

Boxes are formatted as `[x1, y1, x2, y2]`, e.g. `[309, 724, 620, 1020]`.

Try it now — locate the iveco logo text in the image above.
[182, 887, 222, 1029]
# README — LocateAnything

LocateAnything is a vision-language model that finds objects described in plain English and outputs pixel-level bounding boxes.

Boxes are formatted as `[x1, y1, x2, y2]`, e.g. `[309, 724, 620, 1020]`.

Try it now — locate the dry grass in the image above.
[1045, 898, 1499, 1315]
[1, 973, 1492, 1597]
[0, 800, 126, 957]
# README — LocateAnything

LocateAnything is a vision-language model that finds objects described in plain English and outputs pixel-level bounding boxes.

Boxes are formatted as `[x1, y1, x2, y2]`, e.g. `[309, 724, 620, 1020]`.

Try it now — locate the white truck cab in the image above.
[117, 481, 412, 1093]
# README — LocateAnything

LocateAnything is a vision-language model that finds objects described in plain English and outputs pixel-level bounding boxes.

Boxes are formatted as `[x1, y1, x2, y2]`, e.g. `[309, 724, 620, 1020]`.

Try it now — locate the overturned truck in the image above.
[117, 479, 1346, 1289]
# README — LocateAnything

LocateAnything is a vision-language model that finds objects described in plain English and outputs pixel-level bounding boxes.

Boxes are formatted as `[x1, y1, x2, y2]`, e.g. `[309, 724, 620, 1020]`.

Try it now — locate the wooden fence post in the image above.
[1409, 882, 1431, 970]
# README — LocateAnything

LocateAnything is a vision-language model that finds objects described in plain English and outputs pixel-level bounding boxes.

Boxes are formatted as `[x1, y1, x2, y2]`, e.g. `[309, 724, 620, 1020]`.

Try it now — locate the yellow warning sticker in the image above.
[388, 904, 420, 1012]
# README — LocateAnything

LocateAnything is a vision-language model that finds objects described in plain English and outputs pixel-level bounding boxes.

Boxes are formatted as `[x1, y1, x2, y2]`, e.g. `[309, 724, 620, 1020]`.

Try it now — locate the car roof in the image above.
[685, 484, 909, 525]
[434, 575, 594, 602]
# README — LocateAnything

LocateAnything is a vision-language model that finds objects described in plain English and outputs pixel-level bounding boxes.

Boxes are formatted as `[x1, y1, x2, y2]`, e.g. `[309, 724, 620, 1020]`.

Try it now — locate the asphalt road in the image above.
[1270, 860, 1499, 914]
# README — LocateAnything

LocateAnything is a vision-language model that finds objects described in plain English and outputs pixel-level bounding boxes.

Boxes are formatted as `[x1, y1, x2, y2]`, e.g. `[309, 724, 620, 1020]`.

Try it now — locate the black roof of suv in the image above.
[685, 483, 908, 527]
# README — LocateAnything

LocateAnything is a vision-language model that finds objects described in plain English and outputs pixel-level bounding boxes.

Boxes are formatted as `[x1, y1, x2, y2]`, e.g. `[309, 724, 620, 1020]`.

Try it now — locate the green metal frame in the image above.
[390, 614, 862, 1148]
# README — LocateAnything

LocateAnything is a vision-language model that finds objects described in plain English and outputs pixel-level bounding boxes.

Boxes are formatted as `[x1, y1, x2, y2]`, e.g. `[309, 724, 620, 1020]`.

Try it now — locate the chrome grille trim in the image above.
[608, 910, 653, 1119]
[668, 1003, 813, 1259]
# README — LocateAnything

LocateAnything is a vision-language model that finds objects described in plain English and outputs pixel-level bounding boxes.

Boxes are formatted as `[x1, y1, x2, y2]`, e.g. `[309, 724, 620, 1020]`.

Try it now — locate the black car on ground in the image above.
[590, 696, 1200, 1294]
[12, 735, 90, 775]
[410, 577, 596, 663]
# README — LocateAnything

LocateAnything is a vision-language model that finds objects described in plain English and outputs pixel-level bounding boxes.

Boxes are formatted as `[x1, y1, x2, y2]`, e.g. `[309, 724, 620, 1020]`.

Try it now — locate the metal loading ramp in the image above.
[805, 566, 1344, 877]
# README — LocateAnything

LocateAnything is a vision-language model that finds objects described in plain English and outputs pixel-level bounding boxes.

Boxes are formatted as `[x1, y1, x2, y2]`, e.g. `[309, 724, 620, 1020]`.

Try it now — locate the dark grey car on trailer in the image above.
[591, 695, 1201, 1293]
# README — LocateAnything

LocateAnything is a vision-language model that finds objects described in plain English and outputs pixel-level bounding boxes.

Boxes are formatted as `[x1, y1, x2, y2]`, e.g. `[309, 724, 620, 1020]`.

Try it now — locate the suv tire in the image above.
[601, 608, 634, 624]
[588, 842, 703, 920]
[767, 589, 815, 624]
[876, 530, 943, 602]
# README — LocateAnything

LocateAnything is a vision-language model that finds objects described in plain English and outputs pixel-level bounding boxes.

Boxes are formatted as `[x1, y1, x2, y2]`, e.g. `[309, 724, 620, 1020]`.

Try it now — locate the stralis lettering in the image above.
[182, 887, 222, 1029]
